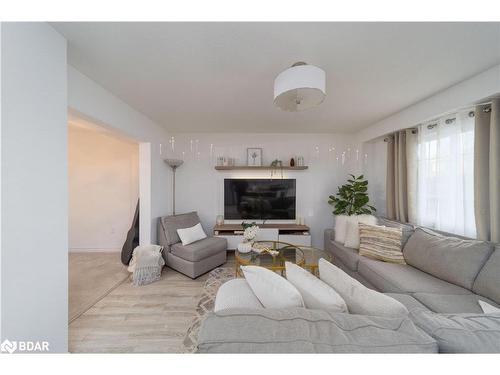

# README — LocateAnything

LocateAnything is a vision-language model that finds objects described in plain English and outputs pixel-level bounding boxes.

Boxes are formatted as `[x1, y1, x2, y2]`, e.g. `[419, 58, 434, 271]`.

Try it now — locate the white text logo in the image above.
[1, 339, 50, 353]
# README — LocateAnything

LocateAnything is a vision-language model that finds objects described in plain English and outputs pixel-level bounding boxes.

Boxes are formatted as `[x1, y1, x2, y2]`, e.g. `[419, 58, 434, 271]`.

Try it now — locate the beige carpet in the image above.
[69, 252, 130, 322]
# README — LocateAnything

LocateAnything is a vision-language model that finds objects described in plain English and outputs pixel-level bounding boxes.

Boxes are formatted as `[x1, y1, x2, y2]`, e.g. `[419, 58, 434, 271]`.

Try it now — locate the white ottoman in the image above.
[214, 279, 264, 312]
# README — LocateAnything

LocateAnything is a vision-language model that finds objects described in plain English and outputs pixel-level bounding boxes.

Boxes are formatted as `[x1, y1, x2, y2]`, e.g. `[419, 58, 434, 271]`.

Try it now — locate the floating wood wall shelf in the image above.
[214, 166, 308, 171]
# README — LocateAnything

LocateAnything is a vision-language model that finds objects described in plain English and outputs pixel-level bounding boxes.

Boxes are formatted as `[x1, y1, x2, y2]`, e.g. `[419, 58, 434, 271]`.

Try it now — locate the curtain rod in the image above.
[424, 101, 492, 123]
[383, 100, 495, 141]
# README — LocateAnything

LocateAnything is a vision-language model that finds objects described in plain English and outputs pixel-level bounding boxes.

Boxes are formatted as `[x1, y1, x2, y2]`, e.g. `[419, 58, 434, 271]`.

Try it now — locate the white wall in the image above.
[168, 133, 363, 248]
[356, 64, 500, 143]
[1, 23, 68, 352]
[68, 125, 139, 252]
[67, 66, 171, 245]
[362, 138, 387, 216]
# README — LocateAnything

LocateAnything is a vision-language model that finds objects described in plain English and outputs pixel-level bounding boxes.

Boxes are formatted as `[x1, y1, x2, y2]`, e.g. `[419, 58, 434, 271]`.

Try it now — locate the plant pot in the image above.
[237, 241, 253, 253]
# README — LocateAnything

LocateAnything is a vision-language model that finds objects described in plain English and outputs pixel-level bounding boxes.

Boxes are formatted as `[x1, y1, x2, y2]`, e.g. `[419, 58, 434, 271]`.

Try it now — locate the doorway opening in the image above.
[67, 114, 139, 324]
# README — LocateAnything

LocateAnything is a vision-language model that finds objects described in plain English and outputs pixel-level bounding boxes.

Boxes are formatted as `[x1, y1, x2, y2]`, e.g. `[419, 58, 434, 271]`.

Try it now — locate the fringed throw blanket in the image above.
[127, 245, 165, 286]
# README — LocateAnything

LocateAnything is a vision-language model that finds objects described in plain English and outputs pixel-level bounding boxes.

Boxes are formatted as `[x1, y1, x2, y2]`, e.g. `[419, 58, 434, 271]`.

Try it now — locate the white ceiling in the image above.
[53, 22, 500, 133]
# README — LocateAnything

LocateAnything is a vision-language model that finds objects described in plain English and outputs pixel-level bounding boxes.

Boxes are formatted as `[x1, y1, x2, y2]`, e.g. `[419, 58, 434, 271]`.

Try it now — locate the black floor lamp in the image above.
[164, 159, 184, 215]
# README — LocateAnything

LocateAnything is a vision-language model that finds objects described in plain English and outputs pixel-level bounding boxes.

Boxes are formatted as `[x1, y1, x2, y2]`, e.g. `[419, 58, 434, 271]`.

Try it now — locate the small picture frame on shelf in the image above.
[247, 148, 262, 166]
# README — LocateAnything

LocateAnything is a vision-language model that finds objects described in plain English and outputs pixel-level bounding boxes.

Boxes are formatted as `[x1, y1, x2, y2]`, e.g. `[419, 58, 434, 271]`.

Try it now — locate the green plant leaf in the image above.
[327, 174, 375, 216]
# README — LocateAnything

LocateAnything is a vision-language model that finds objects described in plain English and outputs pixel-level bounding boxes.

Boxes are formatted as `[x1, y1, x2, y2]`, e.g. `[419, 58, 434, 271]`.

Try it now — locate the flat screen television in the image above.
[224, 179, 296, 220]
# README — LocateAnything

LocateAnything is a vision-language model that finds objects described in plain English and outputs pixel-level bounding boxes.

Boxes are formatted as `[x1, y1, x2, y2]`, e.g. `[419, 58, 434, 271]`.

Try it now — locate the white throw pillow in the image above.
[478, 300, 500, 314]
[214, 279, 264, 312]
[344, 215, 377, 249]
[241, 266, 304, 309]
[176, 223, 207, 246]
[318, 258, 408, 317]
[285, 262, 348, 312]
[334, 215, 349, 243]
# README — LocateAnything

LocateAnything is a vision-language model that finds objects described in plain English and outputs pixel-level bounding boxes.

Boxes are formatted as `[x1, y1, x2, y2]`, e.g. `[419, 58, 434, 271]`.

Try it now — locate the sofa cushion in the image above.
[473, 244, 500, 304]
[197, 308, 438, 353]
[329, 240, 362, 271]
[377, 217, 415, 247]
[385, 293, 430, 313]
[214, 279, 263, 312]
[170, 236, 227, 262]
[403, 228, 494, 290]
[413, 293, 500, 314]
[358, 256, 471, 295]
[160, 211, 201, 246]
[409, 309, 500, 353]
[331, 257, 380, 291]
[319, 259, 408, 317]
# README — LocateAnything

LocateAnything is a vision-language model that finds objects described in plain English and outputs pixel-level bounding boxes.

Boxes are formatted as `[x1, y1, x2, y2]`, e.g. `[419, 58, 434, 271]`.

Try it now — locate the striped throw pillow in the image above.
[358, 223, 406, 264]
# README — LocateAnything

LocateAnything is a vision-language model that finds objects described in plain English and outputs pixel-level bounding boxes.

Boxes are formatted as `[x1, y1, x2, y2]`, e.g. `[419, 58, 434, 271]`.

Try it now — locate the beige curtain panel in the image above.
[474, 98, 500, 242]
[386, 130, 409, 223]
[406, 130, 418, 224]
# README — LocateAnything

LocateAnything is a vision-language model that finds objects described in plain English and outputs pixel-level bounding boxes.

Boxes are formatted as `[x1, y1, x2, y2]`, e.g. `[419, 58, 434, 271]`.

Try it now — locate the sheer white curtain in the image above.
[408, 110, 476, 237]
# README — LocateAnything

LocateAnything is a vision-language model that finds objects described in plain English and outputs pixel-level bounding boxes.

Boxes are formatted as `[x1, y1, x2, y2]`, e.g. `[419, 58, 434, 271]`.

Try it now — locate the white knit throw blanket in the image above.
[127, 245, 165, 286]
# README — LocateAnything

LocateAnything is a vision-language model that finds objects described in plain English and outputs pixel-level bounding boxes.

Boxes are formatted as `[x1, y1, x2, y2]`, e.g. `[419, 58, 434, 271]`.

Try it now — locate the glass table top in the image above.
[235, 241, 332, 272]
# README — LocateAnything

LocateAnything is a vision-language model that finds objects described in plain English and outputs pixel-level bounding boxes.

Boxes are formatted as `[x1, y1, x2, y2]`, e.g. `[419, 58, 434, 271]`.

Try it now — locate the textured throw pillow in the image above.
[285, 262, 348, 312]
[241, 266, 305, 309]
[358, 223, 405, 264]
[334, 215, 348, 243]
[176, 223, 207, 246]
[377, 217, 415, 247]
[344, 215, 377, 249]
[479, 300, 500, 314]
[318, 258, 408, 317]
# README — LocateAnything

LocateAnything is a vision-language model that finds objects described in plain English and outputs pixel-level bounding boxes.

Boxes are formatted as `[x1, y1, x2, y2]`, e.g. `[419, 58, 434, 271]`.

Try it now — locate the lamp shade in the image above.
[274, 63, 326, 112]
[164, 159, 184, 169]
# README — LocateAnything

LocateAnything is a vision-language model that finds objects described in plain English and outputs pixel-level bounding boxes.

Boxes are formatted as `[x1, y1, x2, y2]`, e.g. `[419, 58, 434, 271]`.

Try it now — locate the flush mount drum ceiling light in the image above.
[273, 62, 326, 112]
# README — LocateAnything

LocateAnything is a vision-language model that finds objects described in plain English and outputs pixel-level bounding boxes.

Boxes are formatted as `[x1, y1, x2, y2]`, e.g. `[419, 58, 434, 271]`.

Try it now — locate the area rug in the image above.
[183, 266, 235, 352]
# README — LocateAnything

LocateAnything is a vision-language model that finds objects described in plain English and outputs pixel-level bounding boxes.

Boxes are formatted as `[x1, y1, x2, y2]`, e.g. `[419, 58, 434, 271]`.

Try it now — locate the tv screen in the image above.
[224, 179, 296, 220]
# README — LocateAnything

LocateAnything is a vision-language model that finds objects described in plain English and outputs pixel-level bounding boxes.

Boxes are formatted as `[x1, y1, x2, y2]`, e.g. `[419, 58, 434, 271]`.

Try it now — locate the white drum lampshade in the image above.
[274, 62, 326, 112]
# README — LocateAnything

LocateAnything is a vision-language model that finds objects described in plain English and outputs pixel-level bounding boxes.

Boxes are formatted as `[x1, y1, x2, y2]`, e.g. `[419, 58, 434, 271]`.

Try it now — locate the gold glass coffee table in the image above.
[235, 241, 333, 277]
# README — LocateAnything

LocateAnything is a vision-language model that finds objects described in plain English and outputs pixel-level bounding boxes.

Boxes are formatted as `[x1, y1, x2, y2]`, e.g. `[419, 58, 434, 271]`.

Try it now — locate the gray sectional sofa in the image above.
[324, 218, 500, 314]
[197, 218, 500, 353]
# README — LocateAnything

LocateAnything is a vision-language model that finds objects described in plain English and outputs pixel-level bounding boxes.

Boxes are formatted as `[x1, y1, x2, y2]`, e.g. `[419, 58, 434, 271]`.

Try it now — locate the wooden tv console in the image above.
[213, 223, 311, 250]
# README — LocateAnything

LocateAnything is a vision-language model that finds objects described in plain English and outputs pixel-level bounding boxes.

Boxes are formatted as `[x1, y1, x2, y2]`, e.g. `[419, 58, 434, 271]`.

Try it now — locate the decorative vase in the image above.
[216, 215, 224, 226]
[237, 241, 253, 253]
[290, 157, 295, 167]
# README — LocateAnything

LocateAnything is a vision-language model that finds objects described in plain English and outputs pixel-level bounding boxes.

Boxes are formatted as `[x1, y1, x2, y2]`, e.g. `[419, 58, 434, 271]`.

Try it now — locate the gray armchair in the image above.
[158, 211, 227, 278]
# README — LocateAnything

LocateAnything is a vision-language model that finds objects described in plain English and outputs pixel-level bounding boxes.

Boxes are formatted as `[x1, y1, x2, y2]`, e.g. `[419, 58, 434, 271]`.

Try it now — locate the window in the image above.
[409, 110, 476, 237]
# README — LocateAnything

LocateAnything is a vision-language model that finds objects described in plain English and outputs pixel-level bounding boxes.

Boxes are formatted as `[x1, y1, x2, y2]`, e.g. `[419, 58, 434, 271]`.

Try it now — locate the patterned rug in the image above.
[182, 266, 235, 352]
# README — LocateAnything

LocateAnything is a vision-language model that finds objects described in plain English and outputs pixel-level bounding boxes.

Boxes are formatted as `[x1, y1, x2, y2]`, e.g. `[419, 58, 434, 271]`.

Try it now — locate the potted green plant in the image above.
[328, 175, 377, 245]
[328, 174, 376, 215]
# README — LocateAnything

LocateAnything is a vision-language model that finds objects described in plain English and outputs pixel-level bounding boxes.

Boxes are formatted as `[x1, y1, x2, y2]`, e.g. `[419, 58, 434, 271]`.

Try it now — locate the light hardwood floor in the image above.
[69, 252, 234, 353]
